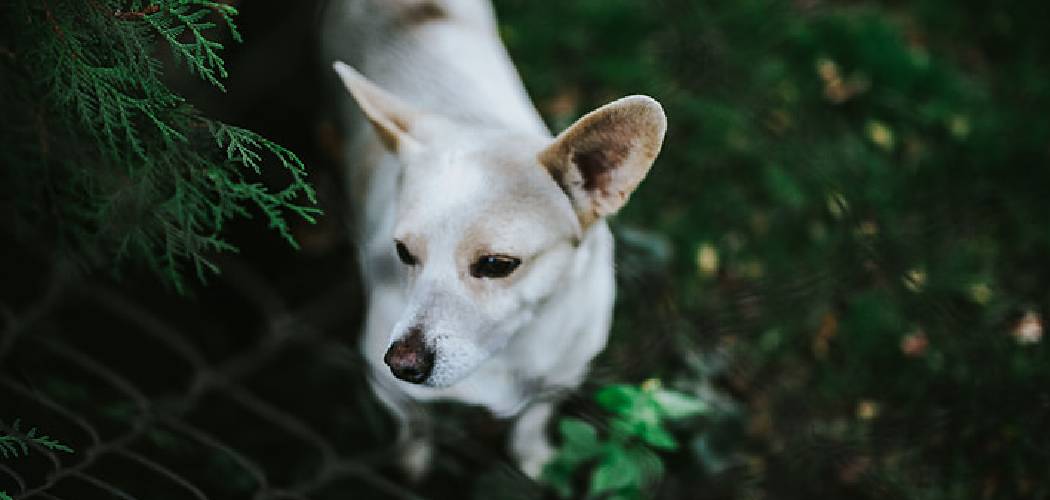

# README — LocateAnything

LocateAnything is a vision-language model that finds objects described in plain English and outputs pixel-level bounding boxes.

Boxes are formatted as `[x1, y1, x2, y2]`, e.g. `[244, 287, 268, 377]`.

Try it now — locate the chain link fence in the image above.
[0, 247, 559, 499]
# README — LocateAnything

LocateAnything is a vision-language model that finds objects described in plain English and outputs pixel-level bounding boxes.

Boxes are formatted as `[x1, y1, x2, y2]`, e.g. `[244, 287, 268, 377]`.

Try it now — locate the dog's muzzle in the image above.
[384, 327, 435, 384]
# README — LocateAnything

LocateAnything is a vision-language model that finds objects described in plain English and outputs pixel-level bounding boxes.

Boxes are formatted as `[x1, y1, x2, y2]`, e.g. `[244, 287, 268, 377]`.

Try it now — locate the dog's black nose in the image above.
[384, 327, 434, 384]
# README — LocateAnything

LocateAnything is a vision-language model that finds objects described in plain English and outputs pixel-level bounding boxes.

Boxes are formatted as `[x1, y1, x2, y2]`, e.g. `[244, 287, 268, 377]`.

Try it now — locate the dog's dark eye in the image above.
[470, 255, 521, 279]
[395, 241, 417, 266]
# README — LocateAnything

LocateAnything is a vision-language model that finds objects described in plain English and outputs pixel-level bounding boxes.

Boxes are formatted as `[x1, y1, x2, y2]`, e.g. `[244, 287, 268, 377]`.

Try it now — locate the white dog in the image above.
[321, 0, 666, 478]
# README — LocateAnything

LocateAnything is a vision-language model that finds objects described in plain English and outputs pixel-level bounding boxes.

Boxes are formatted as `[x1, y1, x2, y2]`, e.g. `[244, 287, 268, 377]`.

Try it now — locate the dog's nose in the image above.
[384, 327, 435, 384]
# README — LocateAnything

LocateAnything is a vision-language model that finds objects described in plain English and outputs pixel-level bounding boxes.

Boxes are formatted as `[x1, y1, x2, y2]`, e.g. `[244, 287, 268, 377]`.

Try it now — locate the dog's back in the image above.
[322, 0, 545, 137]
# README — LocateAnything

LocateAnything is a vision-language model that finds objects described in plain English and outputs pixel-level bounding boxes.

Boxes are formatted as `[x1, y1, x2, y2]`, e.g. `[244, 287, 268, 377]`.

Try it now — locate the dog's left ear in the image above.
[539, 95, 667, 227]
[333, 60, 423, 154]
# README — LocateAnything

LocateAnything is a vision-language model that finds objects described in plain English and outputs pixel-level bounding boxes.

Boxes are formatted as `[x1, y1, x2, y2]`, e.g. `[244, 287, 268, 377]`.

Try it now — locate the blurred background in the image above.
[2, 0, 1049, 498]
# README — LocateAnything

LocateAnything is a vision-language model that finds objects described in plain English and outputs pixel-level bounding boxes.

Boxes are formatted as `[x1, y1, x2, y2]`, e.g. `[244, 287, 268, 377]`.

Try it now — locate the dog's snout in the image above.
[384, 327, 435, 384]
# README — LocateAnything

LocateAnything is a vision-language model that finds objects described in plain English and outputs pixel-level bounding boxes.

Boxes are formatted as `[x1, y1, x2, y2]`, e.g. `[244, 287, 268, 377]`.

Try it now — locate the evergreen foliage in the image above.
[1, 419, 74, 500]
[0, 419, 75, 459]
[0, 0, 320, 291]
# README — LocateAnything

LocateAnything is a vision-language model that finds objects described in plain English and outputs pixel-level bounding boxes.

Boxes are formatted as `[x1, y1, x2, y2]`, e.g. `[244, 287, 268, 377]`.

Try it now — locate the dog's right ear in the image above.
[539, 95, 667, 228]
[333, 61, 422, 154]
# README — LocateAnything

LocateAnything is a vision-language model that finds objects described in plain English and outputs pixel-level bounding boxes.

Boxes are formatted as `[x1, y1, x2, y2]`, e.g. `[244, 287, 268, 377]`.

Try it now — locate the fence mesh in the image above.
[1, 2, 942, 498]
[0, 248, 559, 499]
[0, 2, 578, 494]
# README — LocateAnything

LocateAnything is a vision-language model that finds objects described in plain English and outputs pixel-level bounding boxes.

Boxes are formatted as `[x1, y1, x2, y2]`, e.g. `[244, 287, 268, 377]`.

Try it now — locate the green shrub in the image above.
[543, 380, 708, 499]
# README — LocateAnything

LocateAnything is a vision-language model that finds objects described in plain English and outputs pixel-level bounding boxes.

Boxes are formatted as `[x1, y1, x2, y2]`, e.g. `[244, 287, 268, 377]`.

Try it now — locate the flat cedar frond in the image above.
[1, 0, 322, 292]
[0, 419, 75, 460]
[207, 122, 322, 250]
[146, 0, 240, 91]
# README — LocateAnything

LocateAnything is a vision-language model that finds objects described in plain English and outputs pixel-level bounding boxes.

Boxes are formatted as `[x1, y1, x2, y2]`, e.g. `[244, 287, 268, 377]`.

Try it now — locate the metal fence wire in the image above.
[0, 253, 549, 500]
[0, 4, 730, 497]
[0, 0, 609, 487]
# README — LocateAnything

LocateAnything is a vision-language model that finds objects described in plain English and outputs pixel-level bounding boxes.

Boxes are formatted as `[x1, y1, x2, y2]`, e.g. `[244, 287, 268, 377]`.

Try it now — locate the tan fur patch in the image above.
[400, 1, 447, 25]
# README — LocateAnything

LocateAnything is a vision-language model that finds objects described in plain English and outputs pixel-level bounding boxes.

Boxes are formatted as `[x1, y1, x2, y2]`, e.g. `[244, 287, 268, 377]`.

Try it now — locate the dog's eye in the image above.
[395, 241, 417, 266]
[470, 255, 521, 279]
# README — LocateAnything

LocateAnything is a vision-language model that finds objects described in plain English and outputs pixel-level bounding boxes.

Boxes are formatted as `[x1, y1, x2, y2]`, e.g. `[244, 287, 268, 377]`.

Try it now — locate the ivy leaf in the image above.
[637, 420, 678, 451]
[543, 419, 602, 499]
[626, 445, 666, 485]
[633, 401, 661, 427]
[609, 416, 636, 441]
[560, 418, 599, 448]
[651, 389, 708, 420]
[557, 418, 601, 463]
[596, 384, 641, 416]
[590, 446, 640, 495]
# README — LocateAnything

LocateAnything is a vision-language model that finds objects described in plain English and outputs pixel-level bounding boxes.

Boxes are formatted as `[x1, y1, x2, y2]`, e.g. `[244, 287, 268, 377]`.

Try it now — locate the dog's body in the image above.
[321, 0, 666, 478]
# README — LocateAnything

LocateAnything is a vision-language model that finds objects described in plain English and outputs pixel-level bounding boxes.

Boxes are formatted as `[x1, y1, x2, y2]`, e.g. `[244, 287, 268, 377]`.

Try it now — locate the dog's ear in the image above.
[540, 96, 666, 227]
[333, 61, 422, 154]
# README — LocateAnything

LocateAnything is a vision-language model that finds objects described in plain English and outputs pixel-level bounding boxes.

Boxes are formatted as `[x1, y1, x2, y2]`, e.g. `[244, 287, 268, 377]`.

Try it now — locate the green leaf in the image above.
[651, 389, 708, 420]
[560, 418, 599, 448]
[607, 495, 640, 500]
[1, 490, 13, 500]
[542, 418, 604, 498]
[596, 384, 642, 416]
[609, 416, 636, 441]
[638, 421, 678, 451]
[633, 402, 661, 427]
[590, 446, 640, 496]
[558, 418, 601, 462]
[626, 445, 666, 485]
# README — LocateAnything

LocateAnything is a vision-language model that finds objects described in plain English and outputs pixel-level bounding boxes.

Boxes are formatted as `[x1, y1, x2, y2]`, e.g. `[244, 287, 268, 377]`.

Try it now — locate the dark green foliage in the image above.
[0, 419, 74, 498]
[0, 419, 74, 459]
[0, 0, 319, 291]
[496, 0, 1050, 498]
[1, 1, 1046, 498]
[543, 381, 707, 499]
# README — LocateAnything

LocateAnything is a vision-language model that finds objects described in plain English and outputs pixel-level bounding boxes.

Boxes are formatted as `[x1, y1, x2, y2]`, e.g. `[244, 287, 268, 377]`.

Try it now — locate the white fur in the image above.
[322, 0, 665, 479]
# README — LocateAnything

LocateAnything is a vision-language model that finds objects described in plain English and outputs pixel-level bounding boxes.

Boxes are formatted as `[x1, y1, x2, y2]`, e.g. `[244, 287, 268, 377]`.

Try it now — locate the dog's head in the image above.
[334, 62, 666, 387]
